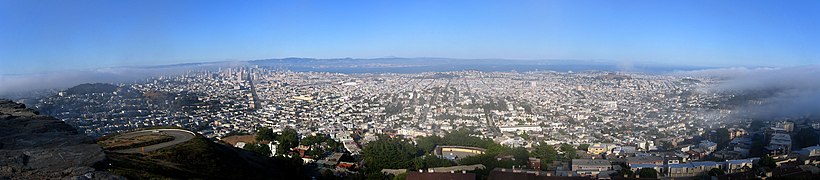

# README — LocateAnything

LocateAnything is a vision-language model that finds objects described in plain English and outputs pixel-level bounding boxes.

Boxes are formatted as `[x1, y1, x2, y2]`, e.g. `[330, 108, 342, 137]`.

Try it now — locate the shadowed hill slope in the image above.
[1, 99, 302, 179]
[0, 99, 121, 179]
[104, 134, 304, 179]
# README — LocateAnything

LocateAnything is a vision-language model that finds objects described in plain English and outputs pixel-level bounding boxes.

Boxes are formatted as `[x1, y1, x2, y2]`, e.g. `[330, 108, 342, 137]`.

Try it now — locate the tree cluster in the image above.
[415, 128, 505, 154]
[243, 143, 271, 157]
[707, 128, 731, 148]
[276, 128, 300, 155]
[301, 133, 342, 158]
[757, 155, 777, 169]
[794, 127, 819, 149]
[637, 168, 658, 178]
[559, 143, 578, 160]
[530, 143, 558, 170]
[255, 127, 276, 142]
[411, 156, 453, 170]
[528, 143, 579, 171]
[577, 144, 590, 151]
[254, 127, 300, 156]
[708, 168, 725, 176]
[362, 136, 419, 171]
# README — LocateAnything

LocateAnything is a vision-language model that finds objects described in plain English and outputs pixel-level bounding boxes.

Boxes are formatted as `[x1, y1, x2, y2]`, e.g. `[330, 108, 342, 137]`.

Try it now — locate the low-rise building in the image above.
[626, 156, 664, 166]
[799, 145, 820, 157]
[588, 143, 616, 155]
[698, 140, 718, 154]
[407, 171, 475, 180]
[799, 145, 820, 165]
[629, 164, 662, 174]
[726, 158, 757, 174]
[767, 133, 792, 155]
[499, 125, 542, 132]
[668, 163, 696, 177]
[691, 161, 722, 176]
[571, 159, 612, 176]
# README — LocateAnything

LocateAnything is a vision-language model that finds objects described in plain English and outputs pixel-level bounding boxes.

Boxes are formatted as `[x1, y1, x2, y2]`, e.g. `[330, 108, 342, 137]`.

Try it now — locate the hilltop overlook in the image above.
[0, 99, 301, 179]
[0, 99, 118, 179]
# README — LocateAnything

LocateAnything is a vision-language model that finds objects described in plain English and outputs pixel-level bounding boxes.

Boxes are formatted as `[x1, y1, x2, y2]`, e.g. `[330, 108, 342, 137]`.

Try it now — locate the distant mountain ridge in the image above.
[244, 57, 710, 74]
[115, 57, 708, 73]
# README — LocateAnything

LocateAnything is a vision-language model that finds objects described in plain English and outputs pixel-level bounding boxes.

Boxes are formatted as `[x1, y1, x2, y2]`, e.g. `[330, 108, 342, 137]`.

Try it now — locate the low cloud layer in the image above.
[678, 66, 820, 119]
[0, 62, 241, 96]
[672, 67, 779, 79]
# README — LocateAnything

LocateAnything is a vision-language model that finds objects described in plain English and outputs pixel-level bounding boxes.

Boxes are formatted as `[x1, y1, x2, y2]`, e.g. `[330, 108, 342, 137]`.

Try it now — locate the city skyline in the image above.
[2, 0, 820, 74]
[12, 65, 819, 179]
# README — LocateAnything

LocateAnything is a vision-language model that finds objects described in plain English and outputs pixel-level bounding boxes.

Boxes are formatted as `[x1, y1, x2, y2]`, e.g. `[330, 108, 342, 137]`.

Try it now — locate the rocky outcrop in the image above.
[0, 100, 121, 180]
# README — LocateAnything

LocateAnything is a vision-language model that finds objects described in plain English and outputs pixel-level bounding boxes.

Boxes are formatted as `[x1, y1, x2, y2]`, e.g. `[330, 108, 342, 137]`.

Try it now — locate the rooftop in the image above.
[571, 159, 610, 166]
[407, 171, 475, 180]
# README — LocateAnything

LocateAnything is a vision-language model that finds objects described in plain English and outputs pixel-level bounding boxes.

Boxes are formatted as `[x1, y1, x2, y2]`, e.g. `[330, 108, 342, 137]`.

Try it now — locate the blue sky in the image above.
[1, 0, 819, 74]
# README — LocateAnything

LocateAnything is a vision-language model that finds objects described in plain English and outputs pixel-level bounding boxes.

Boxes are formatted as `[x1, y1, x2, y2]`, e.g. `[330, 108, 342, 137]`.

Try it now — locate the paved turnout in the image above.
[111, 129, 195, 153]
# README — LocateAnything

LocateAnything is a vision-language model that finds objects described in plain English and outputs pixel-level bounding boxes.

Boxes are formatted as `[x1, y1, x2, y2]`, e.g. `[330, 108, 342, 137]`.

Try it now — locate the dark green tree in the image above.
[637, 168, 658, 179]
[411, 156, 452, 170]
[612, 168, 634, 178]
[301, 134, 323, 146]
[302, 133, 340, 147]
[750, 134, 766, 157]
[276, 128, 300, 155]
[708, 168, 725, 176]
[243, 143, 271, 157]
[750, 120, 765, 131]
[530, 143, 558, 170]
[363, 137, 418, 171]
[416, 135, 444, 153]
[757, 155, 777, 169]
[578, 144, 590, 151]
[256, 127, 276, 141]
[319, 169, 335, 180]
[301, 134, 341, 158]
[393, 173, 407, 180]
[510, 147, 530, 166]
[794, 128, 819, 148]
[366, 171, 389, 180]
[559, 143, 578, 160]
[415, 128, 506, 154]
[624, 168, 635, 178]
[708, 128, 731, 145]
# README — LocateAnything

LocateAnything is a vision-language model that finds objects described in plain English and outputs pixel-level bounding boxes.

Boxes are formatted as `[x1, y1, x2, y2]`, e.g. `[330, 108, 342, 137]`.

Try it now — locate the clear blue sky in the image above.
[1, 0, 819, 74]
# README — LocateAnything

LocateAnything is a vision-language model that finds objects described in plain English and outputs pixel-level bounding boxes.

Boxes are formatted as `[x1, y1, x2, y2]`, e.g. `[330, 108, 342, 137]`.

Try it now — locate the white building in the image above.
[499, 125, 542, 132]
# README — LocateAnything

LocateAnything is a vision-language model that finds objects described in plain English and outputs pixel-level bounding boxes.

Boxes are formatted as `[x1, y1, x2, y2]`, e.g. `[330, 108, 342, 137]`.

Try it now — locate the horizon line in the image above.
[1, 56, 785, 76]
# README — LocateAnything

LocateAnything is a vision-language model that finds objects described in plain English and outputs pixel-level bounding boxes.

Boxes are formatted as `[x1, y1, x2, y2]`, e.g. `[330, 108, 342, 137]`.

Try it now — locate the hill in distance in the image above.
[64, 83, 119, 95]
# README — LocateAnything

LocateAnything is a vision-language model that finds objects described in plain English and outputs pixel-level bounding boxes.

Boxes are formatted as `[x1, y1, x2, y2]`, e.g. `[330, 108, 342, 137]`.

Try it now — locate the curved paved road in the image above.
[111, 129, 195, 154]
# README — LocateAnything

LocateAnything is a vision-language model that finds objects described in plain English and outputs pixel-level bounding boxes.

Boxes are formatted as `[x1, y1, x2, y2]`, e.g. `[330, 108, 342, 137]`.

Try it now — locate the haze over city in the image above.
[1, 1, 819, 180]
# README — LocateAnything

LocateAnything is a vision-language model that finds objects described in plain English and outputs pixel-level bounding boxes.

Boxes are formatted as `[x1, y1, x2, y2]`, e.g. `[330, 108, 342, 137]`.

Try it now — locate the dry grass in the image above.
[100, 134, 175, 150]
